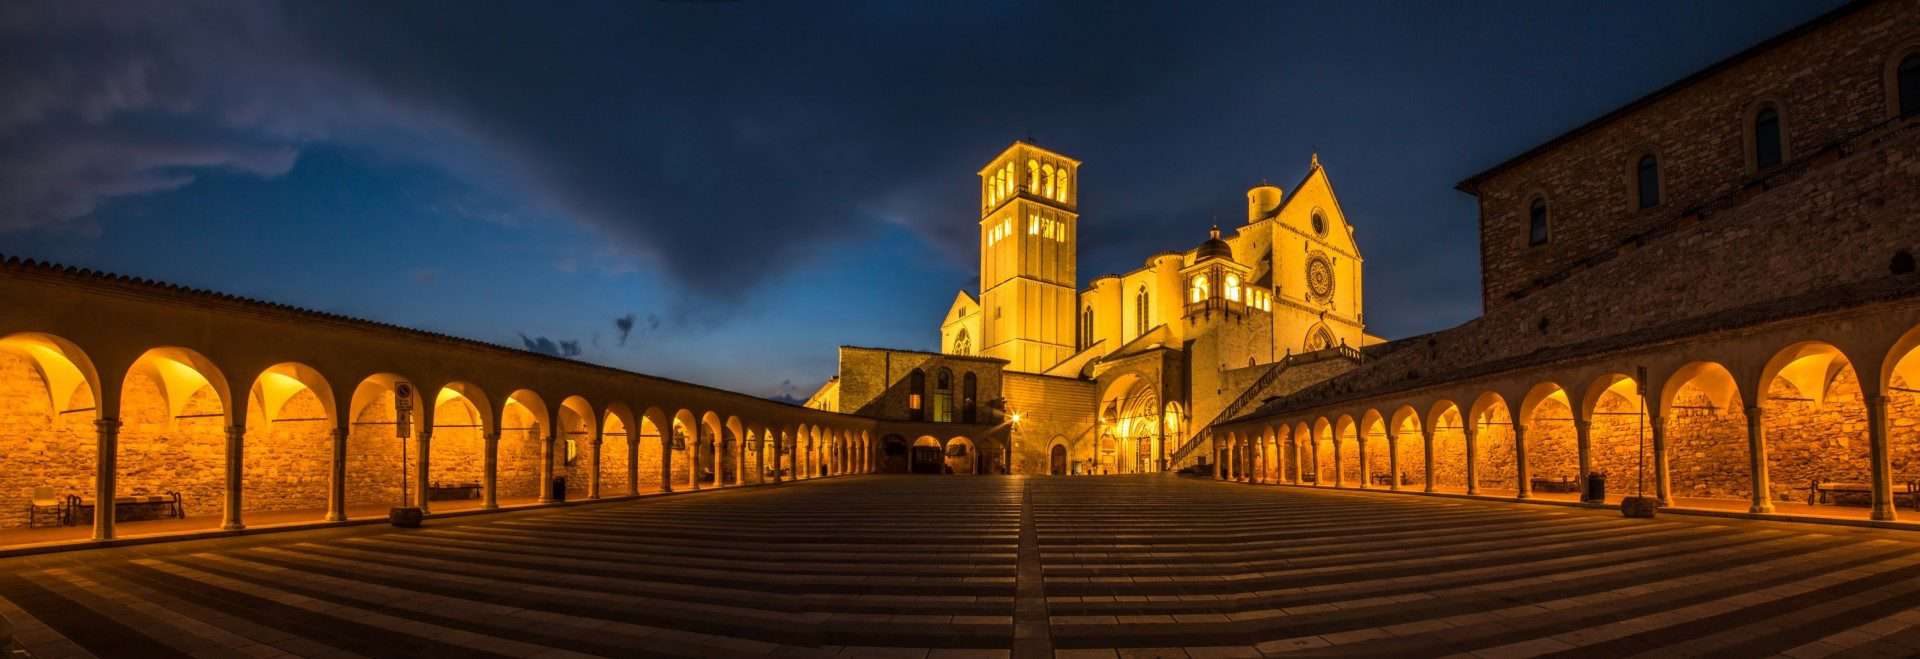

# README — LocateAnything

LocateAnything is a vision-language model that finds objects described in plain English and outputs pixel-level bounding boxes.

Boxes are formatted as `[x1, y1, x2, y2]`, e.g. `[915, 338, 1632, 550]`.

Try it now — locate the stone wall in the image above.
[1004, 372, 1096, 475]
[119, 373, 224, 518]
[1666, 385, 1751, 501]
[1473, 0, 1918, 313]
[838, 347, 1005, 423]
[346, 398, 409, 510]
[241, 388, 330, 514]
[0, 353, 96, 528]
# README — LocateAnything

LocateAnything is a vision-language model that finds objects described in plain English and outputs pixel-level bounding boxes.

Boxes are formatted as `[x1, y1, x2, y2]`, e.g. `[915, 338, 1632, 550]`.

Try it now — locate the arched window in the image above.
[1080, 306, 1094, 350]
[1900, 54, 1919, 118]
[1635, 154, 1660, 209]
[952, 329, 971, 356]
[1190, 274, 1210, 303]
[1224, 274, 1242, 302]
[1754, 106, 1783, 170]
[962, 373, 978, 423]
[1028, 160, 1040, 193]
[1527, 197, 1549, 247]
[1056, 169, 1070, 202]
[908, 369, 926, 421]
[933, 368, 954, 423]
[1134, 286, 1149, 338]
[1042, 163, 1056, 199]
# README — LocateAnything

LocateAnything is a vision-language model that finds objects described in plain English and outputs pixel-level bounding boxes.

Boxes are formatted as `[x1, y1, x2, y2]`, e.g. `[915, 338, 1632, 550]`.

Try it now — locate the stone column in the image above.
[94, 418, 120, 541]
[224, 425, 246, 530]
[483, 432, 500, 510]
[416, 430, 432, 515]
[589, 437, 603, 500]
[328, 426, 348, 521]
[1291, 437, 1303, 483]
[1387, 429, 1401, 492]
[688, 436, 702, 491]
[710, 435, 723, 489]
[1422, 426, 1436, 493]
[1745, 407, 1774, 514]
[1651, 416, 1671, 507]
[1514, 423, 1531, 500]
[659, 434, 673, 493]
[772, 435, 783, 484]
[1867, 395, 1896, 521]
[626, 436, 639, 496]
[1465, 423, 1479, 496]
[1357, 435, 1369, 490]
[1574, 420, 1594, 503]
[1311, 439, 1321, 486]
[538, 431, 556, 503]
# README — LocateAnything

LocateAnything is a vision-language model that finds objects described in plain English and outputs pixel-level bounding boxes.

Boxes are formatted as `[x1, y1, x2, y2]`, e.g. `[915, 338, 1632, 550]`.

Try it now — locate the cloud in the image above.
[518, 333, 581, 358]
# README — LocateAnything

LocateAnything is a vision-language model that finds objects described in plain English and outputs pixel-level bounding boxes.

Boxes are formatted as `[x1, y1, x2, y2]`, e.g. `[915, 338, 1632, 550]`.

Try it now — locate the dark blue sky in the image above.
[0, 0, 1845, 399]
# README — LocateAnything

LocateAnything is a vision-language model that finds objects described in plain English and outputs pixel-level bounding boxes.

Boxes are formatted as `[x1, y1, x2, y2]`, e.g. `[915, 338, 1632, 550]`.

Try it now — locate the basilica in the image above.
[807, 141, 1381, 476]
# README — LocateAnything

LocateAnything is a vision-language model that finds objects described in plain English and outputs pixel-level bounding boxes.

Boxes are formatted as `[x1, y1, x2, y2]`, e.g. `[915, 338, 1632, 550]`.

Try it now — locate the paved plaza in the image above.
[3, 476, 1920, 658]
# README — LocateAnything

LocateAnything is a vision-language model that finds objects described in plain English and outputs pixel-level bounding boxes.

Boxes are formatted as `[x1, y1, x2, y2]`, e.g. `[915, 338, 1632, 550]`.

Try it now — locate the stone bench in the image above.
[67, 492, 183, 523]
[1531, 476, 1579, 493]
[1808, 479, 1920, 510]
[428, 482, 482, 501]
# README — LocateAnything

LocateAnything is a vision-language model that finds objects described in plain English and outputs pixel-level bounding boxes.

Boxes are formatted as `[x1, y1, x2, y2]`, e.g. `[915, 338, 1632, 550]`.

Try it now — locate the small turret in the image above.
[1246, 184, 1283, 223]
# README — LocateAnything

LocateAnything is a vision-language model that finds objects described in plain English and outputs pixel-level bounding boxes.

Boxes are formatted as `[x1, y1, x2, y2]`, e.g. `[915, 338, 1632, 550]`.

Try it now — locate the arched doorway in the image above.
[881, 434, 908, 473]
[1050, 444, 1068, 475]
[1098, 374, 1161, 474]
[911, 436, 943, 474]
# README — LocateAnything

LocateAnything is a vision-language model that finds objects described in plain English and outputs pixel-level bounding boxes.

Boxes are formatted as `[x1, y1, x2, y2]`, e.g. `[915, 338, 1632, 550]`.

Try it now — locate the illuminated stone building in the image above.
[818, 141, 1381, 475]
[1214, 0, 1920, 523]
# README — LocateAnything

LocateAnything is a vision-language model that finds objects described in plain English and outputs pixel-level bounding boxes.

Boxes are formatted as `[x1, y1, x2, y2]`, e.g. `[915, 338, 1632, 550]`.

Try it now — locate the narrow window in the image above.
[1042, 163, 1056, 199]
[1135, 286, 1149, 338]
[1901, 54, 1919, 118]
[1754, 106, 1783, 170]
[1636, 154, 1660, 209]
[1028, 160, 1040, 192]
[1190, 275, 1210, 303]
[933, 369, 954, 423]
[1527, 197, 1549, 247]
[1056, 168, 1070, 202]
[908, 369, 925, 421]
[1081, 306, 1094, 349]
[962, 373, 978, 423]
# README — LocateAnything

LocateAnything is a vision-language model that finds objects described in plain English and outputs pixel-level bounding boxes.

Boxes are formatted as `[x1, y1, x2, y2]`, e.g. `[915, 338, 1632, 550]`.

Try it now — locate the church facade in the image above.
[813, 142, 1382, 476]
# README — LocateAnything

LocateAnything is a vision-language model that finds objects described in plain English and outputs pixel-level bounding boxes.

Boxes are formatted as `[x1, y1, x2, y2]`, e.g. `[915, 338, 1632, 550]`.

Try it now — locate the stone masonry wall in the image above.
[1004, 372, 1096, 475]
[0, 353, 96, 528]
[241, 388, 330, 514]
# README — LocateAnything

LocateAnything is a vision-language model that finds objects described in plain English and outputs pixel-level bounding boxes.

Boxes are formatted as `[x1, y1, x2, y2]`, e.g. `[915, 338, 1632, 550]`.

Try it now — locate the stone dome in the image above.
[1195, 225, 1233, 261]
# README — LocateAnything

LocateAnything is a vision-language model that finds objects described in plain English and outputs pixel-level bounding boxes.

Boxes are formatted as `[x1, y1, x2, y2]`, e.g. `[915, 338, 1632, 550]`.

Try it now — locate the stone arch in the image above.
[1333, 414, 1361, 487]
[1886, 324, 1920, 492]
[671, 409, 698, 488]
[1389, 404, 1424, 489]
[1519, 381, 1578, 498]
[1468, 391, 1516, 496]
[1582, 373, 1650, 502]
[558, 395, 594, 499]
[700, 411, 723, 487]
[881, 433, 909, 473]
[0, 333, 101, 530]
[120, 347, 231, 521]
[1291, 421, 1311, 484]
[1661, 361, 1750, 504]
[242, 362, 335, 519]
[724, 416, 746, 485]
[1311, 417, 1334, 485]
[1359, 409, 1389, 488]
[1759, 342, 1872, 512]
[639, 406, 671, 492]
[1426, 399, 1467, 493]
[425, 382, 490, 509]
[345, 374, 427, 514]
[496, 389, 549, 503]
[912, 435, 943, 474]
[601, 402, 635, 497]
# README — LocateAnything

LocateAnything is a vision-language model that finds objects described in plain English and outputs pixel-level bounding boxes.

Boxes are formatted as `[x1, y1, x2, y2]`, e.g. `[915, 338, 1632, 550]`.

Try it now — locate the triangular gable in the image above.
[1276, 163, 1362, 260]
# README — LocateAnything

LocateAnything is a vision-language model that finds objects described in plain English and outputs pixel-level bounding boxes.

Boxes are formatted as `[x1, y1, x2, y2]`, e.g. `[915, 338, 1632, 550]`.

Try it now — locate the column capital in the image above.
[95, 417, 122, 434]
[484, 431, 500, 442]
[1573, 418, 1591, 432]
[1865, 394, 1890, 408]
[332, 426, 350, 440]
[227, 425, 247, 439]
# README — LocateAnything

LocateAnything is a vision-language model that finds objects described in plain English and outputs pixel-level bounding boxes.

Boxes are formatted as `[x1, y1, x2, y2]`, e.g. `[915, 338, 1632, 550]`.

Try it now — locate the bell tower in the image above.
[977, 141, 1080, 373]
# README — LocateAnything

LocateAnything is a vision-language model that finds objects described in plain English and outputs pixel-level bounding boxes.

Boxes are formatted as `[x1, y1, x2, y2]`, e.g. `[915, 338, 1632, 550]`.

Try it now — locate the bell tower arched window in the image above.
[1134, 286, 1150, 338]
[933, 368, 954, 423]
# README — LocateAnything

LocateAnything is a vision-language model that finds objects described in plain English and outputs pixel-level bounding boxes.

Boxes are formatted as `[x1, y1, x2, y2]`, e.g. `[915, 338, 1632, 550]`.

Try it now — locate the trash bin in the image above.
[1586, 472, 1606, 502]
[551, 476, 567, 502]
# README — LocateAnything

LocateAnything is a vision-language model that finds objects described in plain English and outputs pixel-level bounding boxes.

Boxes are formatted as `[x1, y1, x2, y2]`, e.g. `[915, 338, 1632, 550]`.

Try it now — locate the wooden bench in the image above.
[428, 482, 482, 501]
[1809, 480, 1920, 510]
[66, 492, 182, 523]
[1531, 476, 1579, 494]
[1370, 473, 1393, 486]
